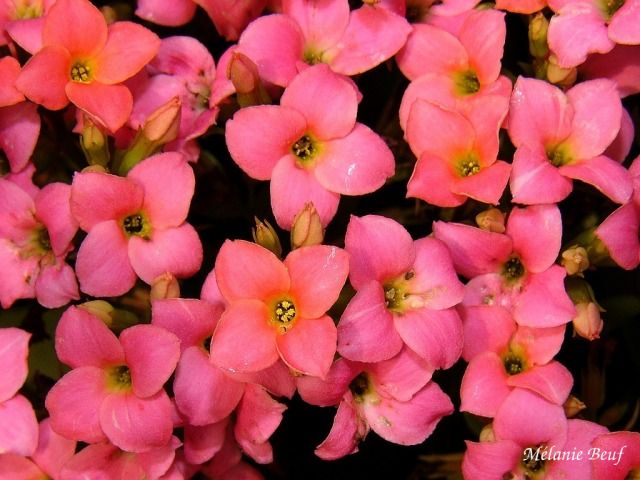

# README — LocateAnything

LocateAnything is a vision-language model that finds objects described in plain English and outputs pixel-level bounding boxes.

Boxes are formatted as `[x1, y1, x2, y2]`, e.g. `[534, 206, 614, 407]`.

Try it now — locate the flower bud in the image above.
[573, 302, 604, 341]
[79, 300, 115, 326]
[561, 245, 590, 276]
[150, 273, 181, 300]
[80, 116, 110, 167]
[564, 395, 587, 418]
[479, 424, 495, 442]
[547, 55, 577, 87]
[291, 203, 324, 249]
[475, 207, 505, 233]
[252, 218, 282, 257]
[228, 52, 271, 107]
[528, 13, 549, 59]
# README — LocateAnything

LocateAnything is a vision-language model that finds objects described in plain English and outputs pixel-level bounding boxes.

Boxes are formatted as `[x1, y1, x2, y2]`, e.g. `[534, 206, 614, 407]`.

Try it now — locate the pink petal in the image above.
[70, 171, 143, 232]
[174, 347, 244, 425]
[151, 298, 223, 351]
[394, 307, 463, 370]
[0, 102, 40, 173]
[493, 388, 567, 447]
[396, 23, 468, 80]
[0, 242, 36, 309]
[42, 0, 107, 56]
[337, 282, 404, 362]
[580, 44, 640, 98]
[65, 82, 133, 133]
[36, 264, 78, 313]
[432, 221, 512, 278]
[127, 152, 194, 229]
[510, 144, 574, 204]
[55, 306, 124, 369]
[564, 79, 622, 159]
[460, 353, 511, 417]
[507, 204, 562, 273]
[276, 315, 336, 378]
[514, 266, 576, 328]
[608, 0, 640, 43]
[284, 0, 349, 52]
[512, 324, 566, 365]
[197, 0, 267, 41]
[128, 223, 203, 284]
[407, 153, 465, 207]
[451, 160, 511, 205]
[592, 431, 640, 479]
[0, 454, 45, 479]
[210, 299, 279, 373]
[547, 2, 614, 68]
[34, 183, 76, 257]
[270, 155, 340, 229]
[345, 214, 415, 289]
[368, 347, 433, 402]
[327, 5, 411, 76]
[236, 360, 296, 399]
[605, 108, 634, 163]
[0, 57, 23, 106]
[214, 239, 290, 302]
[16, 45, 71, 110]
[596, 202, 640, 270]
[225, 105, 306, 181]
[0, 328, 30, 402]
[550, 419, 609, 478]
[462, 440, 522, 480]
[363, 381, 453, 445]
[560, 155, 632, 204]
[75, 220, 136, 297]
[508, 76, 573, 148]
[296, 358, 360, 407]
[99, 391, 173, 453]
[234, 384, 286, 463]
[237, 14, 304, 87]
[136, 0, 197, 26]
[280, 64, 357, 140]
[507, 361, 573, 405]
[285, 244, 349, 319]
[459, 9, 505, 84]
[315, 399, 362, 460]
[31, 418, 77, 479]
[45, 367, 109, 444]
[121, 324, 180, 398]
[184, 420, 227, 465]
[93, 22, 160, 85]
[314, 123, 395, 195]
[460, 305, 516, 361]
[5, 18, 45, 54]
[0, 394, 38, 456]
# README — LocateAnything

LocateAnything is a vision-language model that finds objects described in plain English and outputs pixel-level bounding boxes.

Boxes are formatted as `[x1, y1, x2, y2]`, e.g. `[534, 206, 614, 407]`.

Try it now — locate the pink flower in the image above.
[16, 0, 160, 132]
[0, 179, 79, 308]
[507, 77, 632, 205]
[495, 0, 546, 13]
[592, 431, 640, 479]
[70, 152, 202, 297]
[46, 306, 180, 452]
[434, 204, 576, 328]
[580, 45, 640, 98]
[548, 0, 640, 68]
[404, 96, 511, 207]
[0, 0, 54, 53]
[209, 239, 349, 378]
[297, 349, 453, 459]
[225, 64, 395, 229]
[337, 215, 464, 368]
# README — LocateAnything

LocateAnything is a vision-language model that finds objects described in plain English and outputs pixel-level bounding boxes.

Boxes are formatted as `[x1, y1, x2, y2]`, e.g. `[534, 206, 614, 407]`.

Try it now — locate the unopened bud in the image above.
[573, 302, 604, 341]
[562, 245, 590, 276]
[80, 116, 110, 167]
[150, 273, 181, 300]
[101, 6, 118, 24]
[79, 300, 115, 326]
[564, 395, 587, 418]
[475, 208, 505, 233]
[547, 55, 577, 87]
[252, 218, 282, 257]
[291, 203, 324, 249]
[528, 13, 549, 59]
[228, 52, 271, 107]
[81, 164, 108, 174]
[479, 424, 495, 442]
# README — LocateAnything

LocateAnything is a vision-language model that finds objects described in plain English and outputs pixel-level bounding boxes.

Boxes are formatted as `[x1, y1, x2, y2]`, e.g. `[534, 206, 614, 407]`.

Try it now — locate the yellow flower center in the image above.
[456, 152, 482, 177]
[14, 0, 43, 20]
[70, 62, 92, 83]
[121, 213, 152, 239]
[502, 256, 525, 283]
[291, 134, 318, 165]
[454, 69, 481, 96]
[270, 298, 298, 333]
[107, 365, 132, 392]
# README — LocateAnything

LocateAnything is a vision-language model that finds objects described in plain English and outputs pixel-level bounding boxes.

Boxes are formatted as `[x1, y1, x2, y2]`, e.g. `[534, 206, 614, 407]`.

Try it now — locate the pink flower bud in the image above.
[142, 96, 181, 145]
[228, 52, 271, 107]
[573, 302, 604, 341]
[475, 208, 505, 233]
[150, 273, 181, 300]
[291, 203, 324, 249]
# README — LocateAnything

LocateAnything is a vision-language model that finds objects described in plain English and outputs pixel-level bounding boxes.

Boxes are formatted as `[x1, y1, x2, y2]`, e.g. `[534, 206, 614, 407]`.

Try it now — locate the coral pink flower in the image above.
[495, 0, 546, 13]
[434, 204, 576, 328]
[225, 64, 394, 229]
[297, 349, 453, 459]
[46, 306, 180, 452]
[508, 77, 632, 205]
[404, 96, 511, 207]
[0, 179, 79, 308]
[235, 0, 411, 87]
[337, 215, 464, 367]
[581, 45, 640, 98]
[70, 152, 202, 297]
[209, 239, 349, 378]
[548, 0, 640, 68]
[592, 431, 640, 479]
[16, 0, 160, 132]
[0, 0, 54, 52]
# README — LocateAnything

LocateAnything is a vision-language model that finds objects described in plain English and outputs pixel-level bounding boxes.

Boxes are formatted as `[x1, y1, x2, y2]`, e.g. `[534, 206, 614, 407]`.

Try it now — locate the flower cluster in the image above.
[1, 0, 639, 478]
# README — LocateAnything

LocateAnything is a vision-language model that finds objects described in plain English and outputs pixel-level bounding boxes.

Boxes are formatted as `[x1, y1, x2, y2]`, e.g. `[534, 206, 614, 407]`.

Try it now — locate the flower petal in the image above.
[0, 394, 38, 456]
[16, 45, 71, 110]
[0, 328, 30, 402]
[559, 155, 632, 204]
[65, 81, 133, 133]
[43, 0, 107, 56]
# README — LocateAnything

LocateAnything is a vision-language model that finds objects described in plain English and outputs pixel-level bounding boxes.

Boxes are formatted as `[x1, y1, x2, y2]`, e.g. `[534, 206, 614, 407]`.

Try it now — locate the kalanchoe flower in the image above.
[46, 306, 180, 452]
[592, 431, 640, 479]
[337, 215, 464, 368]
[225, 64, 395, 229]
[0, 179, 79, 308]
[297, 349, 453, 459]
[580, 44, 640, 97]
[70, 152, 202, 297]
[209, 239, 349, 378]
[16, 0, 160, 132]
[0, 0, 54, 53]
[508, 77, 632, 205]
